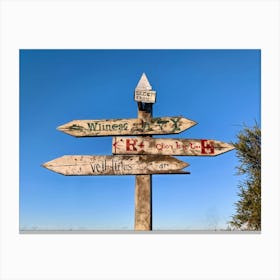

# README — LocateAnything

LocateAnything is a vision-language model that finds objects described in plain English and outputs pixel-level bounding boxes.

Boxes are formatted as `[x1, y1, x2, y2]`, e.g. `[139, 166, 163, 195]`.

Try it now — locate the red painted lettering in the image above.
[190, 142, 196, 149]
[182, 144, 188, 151]
[176, 141, 181, 149]
[201, 139, 215, 154]
[138, 142, 145, 149]
[126, 139, 138, 151]
[156, 143, 163, 151]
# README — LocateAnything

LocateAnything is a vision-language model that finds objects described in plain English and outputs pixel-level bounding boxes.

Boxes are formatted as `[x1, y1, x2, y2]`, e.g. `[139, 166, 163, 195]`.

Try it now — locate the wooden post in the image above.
[135, 174, 152, 230]
[134, 74, 154, 231]
[135, 104, 153, 230]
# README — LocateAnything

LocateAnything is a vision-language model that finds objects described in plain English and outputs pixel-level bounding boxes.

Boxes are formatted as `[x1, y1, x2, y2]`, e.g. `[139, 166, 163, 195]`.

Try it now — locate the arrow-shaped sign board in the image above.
[57, 116, 197, 137]
[112, 137, 235, 156]
[42, 155, 190, 176]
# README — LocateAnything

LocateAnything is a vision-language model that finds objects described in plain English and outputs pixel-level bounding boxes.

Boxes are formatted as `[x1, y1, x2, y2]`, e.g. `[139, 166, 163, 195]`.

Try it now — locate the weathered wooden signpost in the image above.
[43, 72, 235, 231]
[134, 73, 154, 230]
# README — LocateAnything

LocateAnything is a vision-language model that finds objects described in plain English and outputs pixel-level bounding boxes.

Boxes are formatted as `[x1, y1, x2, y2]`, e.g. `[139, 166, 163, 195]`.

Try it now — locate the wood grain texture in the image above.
[42, 155, 189, 176]
[57, 116, 197, 137]
[135, 175, 152, 230]
[134, 101, 153, 231]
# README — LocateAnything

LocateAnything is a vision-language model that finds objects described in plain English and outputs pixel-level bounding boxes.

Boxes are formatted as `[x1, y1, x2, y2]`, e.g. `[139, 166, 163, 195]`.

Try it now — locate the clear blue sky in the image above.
[20, 49, 260, 231]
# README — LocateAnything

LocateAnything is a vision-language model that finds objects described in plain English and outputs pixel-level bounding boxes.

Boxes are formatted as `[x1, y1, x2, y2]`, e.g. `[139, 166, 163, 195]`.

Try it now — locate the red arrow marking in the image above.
[138, 142, 145, 149]
[112, 140, 119, 154]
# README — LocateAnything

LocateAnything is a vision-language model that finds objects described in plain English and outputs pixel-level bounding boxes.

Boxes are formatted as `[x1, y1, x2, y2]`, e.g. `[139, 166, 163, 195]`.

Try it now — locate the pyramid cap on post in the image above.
[135, 73, 152, 90]
[134, 73, 156, 103]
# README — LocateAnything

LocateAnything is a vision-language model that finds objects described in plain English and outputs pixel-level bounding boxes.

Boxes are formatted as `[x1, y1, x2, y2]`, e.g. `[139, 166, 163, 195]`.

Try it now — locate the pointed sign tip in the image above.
[229, 145, 236, 151]
[192, 120, 198, 126]
[136, 72, 152, 90]
[42, 159, 52, 168]
[140, 72, 147, 79]
[57, 123, 68, 131]
[41, 162, 53, 171]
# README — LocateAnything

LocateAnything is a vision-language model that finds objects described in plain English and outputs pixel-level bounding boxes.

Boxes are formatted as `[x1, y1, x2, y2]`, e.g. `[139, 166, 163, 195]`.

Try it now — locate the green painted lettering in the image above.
[119, 123, 128, 130]
[105, 124, 111, 131]
[87, 122, 128, 132]
[170, 118, 180, 132]
[87, 122, 98, 131]
[69, 124, 84, 131]
[156, 119, 169, 130]
[142, 121, 151, 131]
[123, 123, 128, 130]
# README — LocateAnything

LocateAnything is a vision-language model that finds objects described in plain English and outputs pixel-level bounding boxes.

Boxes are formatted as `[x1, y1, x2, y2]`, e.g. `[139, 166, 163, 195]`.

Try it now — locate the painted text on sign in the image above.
[57, 117, 197, 137]
[112, 137, 235, 156]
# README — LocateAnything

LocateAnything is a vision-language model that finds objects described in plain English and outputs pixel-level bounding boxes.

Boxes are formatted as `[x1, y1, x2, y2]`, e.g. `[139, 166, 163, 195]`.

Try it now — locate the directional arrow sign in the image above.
[42, 155, 190, 176]
[112, 137, 235, 156]
[57, 116, 197, 137]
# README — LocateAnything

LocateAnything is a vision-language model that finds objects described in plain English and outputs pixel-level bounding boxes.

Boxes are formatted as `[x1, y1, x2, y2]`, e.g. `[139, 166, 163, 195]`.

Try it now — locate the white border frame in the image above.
[1, 0, 279, 279]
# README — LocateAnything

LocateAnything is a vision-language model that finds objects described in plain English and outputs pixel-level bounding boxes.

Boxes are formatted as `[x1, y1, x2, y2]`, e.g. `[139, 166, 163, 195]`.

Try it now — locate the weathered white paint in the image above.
[57, 116, 197, 137]
[135, 73, 152, 91]
[42, 155, 190, 176]
[112, 137, 235, 156]
[134, 90, 156, 103]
